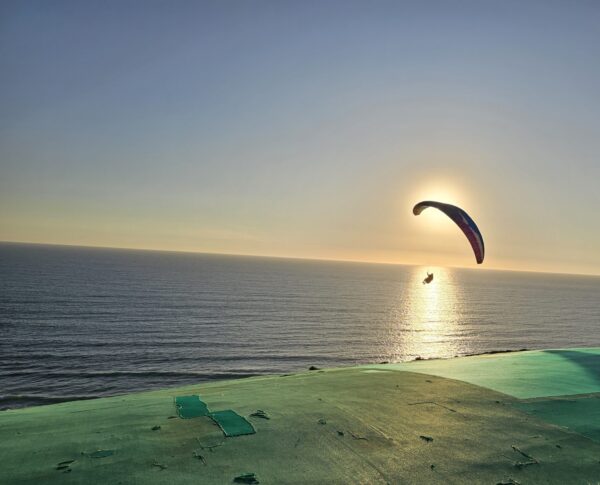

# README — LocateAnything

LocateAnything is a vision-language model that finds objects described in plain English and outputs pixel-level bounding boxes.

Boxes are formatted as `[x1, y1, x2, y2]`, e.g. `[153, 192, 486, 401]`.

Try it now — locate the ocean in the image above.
[1, 242, 599, 410]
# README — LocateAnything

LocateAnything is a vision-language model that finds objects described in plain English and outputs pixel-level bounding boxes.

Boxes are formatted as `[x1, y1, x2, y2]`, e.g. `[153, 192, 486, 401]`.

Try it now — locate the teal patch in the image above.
[175, 395, 209, 418]
[210, 410, 255, 437]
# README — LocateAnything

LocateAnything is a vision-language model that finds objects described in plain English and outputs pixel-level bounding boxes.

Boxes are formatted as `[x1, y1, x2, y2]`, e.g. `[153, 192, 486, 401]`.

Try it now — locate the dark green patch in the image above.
[175, 395, 209, 419]
[210, 410, 255, 437]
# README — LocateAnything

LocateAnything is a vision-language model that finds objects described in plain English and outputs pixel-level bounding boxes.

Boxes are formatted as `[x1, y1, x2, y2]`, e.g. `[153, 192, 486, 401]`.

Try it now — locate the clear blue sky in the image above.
[1, 1, 600, 274]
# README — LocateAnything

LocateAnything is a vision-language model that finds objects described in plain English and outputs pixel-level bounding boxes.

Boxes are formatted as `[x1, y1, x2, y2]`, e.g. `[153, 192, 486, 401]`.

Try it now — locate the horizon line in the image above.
[2, 239, 599, 279]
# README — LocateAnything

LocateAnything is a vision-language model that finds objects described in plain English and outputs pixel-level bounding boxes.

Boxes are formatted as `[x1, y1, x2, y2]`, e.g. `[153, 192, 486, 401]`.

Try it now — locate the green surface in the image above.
[175, 395, 209, 418]
[514, 395, 600, 443]
[3, 361, 600, 484]
[366, 347, 600, 444]
[209, 410, 255, 437]
[367, 348, 600, 399]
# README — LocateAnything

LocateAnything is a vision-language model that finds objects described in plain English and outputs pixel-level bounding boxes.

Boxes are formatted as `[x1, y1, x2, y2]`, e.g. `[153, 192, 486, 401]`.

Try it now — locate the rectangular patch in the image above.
[175, 395, 209, 418]
[210, 410, 256, 437]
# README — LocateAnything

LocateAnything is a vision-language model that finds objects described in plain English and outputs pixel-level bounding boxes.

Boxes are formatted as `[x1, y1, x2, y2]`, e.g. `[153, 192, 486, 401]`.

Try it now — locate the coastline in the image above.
[0, 348, 533, 413]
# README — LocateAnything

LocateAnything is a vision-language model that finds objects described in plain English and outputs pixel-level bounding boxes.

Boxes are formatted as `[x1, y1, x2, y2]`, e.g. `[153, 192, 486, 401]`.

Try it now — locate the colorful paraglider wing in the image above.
[413, 201, 485, 264]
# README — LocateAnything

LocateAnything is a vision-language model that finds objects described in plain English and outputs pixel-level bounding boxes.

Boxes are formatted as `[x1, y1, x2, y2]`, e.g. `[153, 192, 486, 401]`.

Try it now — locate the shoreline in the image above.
[1, 348, 533, 412]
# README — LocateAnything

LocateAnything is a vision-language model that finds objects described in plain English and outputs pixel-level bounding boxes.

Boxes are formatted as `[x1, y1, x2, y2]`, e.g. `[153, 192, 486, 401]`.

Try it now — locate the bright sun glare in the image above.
[408, 182, 470, 234]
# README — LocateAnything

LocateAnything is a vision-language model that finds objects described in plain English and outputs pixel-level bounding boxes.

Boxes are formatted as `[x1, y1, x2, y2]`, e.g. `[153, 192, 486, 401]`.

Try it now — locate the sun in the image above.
[407, 181, 470, 234]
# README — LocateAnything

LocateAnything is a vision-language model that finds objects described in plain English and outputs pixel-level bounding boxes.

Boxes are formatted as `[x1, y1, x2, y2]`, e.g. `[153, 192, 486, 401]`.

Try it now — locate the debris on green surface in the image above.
[152, 460, 167, 470]
[210, 410, 255, 437]
[408, 400, 457, 413]
[151, 425, 161, 431]
[249, 409, 270, 420]
[175, 395, 209, 418]
[87, 449, 114, 458]
[193, 450, 207, 464]
[233, 472, 259, 484]
[511, 445, 535, 460]
[510, 444, 539, 468]
[317, 418, 326, 425]
[196, 438, 225, 452]
[420, 435, 433, 442]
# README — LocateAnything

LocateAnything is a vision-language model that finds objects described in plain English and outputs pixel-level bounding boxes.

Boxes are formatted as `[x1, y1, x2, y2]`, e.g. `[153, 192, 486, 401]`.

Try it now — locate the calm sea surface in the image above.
[1, 242, 599, 410]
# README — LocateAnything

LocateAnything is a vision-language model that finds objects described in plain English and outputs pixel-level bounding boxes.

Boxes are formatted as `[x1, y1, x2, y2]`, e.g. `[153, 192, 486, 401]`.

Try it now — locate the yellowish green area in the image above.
[3, 350, 600, 484]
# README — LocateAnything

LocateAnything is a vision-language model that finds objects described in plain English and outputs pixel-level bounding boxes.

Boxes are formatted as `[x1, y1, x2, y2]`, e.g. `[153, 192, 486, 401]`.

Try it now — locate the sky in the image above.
[1, 1, 600, 275]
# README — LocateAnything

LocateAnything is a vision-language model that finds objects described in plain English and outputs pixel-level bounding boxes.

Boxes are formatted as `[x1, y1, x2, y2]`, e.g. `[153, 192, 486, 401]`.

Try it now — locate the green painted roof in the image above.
[3, 350, 600, 484]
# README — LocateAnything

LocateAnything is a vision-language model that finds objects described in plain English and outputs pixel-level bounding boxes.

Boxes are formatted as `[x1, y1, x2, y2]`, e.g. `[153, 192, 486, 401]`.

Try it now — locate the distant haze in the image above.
[1, 1, 599, 275]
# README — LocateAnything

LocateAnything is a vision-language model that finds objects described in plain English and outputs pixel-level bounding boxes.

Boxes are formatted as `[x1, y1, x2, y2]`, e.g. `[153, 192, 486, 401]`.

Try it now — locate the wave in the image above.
[0, 353, 342, 363]
[0, 394, 97, 410]
[0, 370, 260, 379]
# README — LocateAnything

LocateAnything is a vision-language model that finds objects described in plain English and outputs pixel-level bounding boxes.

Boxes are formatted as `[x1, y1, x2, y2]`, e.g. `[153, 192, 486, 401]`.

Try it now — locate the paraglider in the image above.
[413, 200, 485, 264]
[423, 272, 433, 284]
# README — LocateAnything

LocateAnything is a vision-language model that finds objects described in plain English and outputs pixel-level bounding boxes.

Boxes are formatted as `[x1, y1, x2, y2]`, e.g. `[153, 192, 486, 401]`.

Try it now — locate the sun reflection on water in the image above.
[389, 266, 465, 360]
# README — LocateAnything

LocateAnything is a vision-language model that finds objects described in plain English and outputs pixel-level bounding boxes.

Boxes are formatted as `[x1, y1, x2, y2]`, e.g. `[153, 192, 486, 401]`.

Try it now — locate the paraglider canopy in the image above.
[413, 201, 485, 264]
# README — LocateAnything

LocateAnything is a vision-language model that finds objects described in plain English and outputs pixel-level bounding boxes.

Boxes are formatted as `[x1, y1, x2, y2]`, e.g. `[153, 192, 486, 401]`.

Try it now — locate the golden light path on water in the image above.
[388, 266, 466, 361]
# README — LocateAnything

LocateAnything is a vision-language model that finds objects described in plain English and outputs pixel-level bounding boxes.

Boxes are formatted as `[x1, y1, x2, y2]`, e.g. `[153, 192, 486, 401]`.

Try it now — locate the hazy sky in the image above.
[2, 1, 600, 274]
